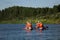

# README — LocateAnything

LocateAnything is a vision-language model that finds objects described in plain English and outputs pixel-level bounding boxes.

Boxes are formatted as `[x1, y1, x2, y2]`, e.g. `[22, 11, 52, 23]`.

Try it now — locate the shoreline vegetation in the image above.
[0, 5, 60, 24]
[0, 18, 60, 24]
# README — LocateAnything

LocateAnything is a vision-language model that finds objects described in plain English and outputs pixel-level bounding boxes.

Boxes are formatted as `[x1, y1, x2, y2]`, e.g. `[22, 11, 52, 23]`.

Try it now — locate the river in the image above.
[0, 24, 60, 40]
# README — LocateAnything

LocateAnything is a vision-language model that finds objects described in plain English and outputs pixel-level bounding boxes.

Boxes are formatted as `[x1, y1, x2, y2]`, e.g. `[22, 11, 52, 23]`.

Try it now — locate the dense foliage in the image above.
[0, 4, 60, 23]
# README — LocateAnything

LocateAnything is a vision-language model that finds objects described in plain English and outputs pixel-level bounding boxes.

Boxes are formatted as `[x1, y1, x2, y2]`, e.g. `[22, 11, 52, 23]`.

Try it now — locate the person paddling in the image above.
[36, 21, 44, 30]
[25, 21, 32, 30]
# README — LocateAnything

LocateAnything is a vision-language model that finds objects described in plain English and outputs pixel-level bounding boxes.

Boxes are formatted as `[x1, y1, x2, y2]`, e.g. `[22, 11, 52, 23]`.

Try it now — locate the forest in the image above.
[0, 4, 60, 24]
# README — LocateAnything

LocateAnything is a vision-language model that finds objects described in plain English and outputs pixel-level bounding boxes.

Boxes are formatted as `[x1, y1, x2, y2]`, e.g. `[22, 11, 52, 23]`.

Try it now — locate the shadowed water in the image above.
[0, 24, 60, 40]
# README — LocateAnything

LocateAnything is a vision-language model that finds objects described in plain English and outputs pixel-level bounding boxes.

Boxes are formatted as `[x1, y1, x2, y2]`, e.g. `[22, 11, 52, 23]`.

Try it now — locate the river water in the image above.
[0, 24, 60, 40]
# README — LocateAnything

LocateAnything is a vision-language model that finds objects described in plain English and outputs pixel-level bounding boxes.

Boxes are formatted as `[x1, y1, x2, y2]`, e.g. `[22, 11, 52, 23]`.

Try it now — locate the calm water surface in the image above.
[0, 24, 60, 40]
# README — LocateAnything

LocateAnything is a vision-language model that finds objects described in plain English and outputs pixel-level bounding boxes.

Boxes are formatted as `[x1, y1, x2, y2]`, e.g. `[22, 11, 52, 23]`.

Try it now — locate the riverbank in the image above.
[0, 18, 60, 24]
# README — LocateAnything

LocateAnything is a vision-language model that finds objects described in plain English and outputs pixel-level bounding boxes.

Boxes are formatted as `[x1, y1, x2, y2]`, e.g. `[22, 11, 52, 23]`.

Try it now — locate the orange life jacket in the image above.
[36, 23, 43, 28]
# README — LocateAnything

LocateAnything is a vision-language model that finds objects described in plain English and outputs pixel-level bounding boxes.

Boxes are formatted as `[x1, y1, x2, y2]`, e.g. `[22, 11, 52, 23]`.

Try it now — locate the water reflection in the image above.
[24, 29, 43, 40]
[25, 29, 31, 32]
[36, 29, 43, 32]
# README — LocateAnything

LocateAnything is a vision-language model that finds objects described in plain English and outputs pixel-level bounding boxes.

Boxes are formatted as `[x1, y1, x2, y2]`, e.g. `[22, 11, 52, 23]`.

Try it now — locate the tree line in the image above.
[0, 4, 60, 21]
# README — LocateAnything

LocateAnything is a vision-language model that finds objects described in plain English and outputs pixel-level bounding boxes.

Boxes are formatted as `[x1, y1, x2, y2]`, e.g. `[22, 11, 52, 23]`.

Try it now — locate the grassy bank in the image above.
[0, 18, 60, 24]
